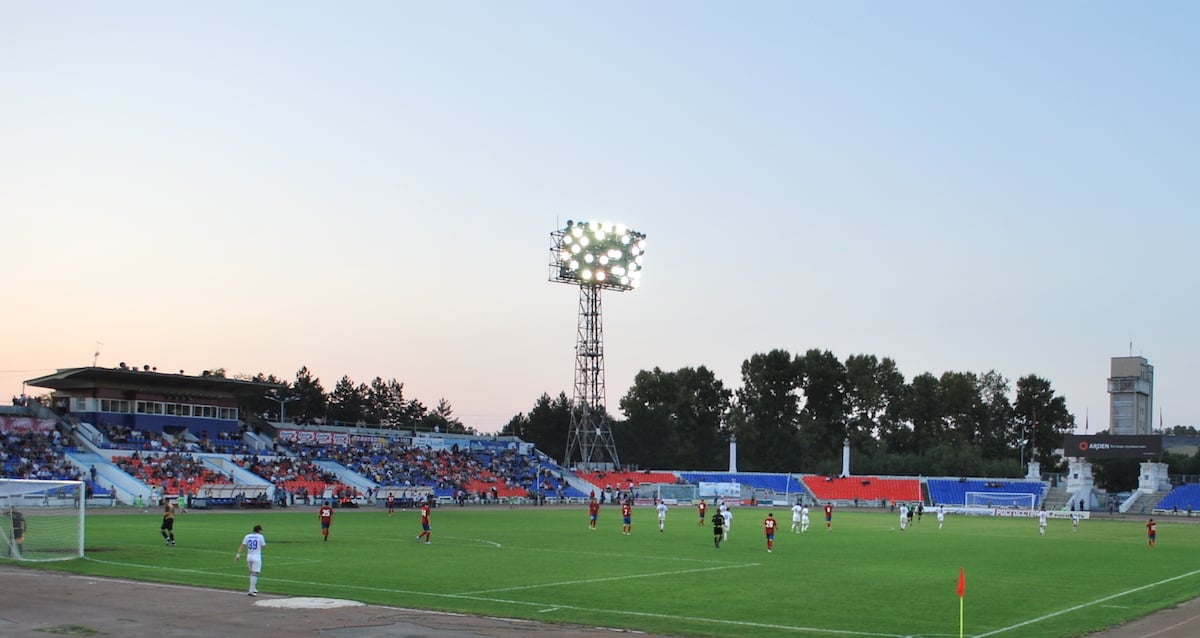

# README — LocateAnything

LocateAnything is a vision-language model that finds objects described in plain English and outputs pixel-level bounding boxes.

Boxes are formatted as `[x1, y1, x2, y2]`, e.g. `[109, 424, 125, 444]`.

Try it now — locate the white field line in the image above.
[974, 567, 1200, 637]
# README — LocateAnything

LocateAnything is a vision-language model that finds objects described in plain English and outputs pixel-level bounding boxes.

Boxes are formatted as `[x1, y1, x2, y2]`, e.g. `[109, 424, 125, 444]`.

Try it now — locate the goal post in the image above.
[0, 479, 85, 562]
[964, 491, 1037, 510]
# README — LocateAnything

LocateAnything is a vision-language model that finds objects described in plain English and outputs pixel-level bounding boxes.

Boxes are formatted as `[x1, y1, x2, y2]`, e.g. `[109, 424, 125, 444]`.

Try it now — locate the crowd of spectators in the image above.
[96, 424, 178, 451]
[1, 428, 79, 481]
[112, 451, 232, 495]
[279, 440, 568, 501]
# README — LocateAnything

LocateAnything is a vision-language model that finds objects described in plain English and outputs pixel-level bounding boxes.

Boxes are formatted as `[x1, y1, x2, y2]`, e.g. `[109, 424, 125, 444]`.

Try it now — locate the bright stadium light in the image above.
[548, 219, 648, 470]
[550, 220, 647, 293]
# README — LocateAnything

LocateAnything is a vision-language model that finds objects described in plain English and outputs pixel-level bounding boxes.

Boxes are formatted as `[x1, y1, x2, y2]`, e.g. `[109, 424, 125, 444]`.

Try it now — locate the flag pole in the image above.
[957, 566, 966, 638]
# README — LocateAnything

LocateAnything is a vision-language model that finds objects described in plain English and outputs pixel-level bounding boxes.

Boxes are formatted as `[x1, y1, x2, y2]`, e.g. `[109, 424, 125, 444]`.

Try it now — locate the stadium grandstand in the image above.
[2, 364, 1191, 520]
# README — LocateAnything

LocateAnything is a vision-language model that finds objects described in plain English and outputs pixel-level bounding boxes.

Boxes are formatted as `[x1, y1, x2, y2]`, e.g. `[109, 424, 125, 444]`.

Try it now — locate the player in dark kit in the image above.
[712, 508, 725, 548]
[161, 502, 176, 546]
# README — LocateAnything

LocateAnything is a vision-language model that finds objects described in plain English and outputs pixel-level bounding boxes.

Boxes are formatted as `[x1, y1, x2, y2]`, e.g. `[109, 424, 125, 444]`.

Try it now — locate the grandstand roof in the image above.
[26, 367, 282, 397]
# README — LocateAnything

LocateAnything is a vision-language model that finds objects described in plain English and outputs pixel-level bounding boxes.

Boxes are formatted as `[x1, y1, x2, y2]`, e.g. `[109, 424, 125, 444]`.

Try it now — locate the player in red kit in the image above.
[763, 512, 777, 552]
[588, 498, 600, 530]
[318, 501, 333, 542]
[387, 493, 396, 517]
[416, 501, 432, 544]
[1146, 518, 1157, 548]
[621, 501, 632, 535]
[697, 500, 707, 526]
[824, 503, 833, 531]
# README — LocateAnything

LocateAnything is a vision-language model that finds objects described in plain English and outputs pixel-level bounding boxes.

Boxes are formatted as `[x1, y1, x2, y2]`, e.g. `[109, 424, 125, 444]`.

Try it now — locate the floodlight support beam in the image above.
[564, 285, 621, 470]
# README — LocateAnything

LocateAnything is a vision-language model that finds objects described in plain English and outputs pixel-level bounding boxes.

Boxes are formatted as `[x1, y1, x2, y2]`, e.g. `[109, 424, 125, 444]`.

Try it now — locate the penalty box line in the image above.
[84, 556, 903, 637]
[975, 567, 1200, 637]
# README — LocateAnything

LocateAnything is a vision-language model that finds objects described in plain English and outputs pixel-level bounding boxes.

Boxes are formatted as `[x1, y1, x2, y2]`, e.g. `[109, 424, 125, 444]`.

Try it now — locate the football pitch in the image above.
[22, 505, 1200, 638]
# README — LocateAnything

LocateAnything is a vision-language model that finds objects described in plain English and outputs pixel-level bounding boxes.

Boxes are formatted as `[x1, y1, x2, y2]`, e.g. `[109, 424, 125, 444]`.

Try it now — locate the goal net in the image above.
[0, 479, 85, 562]
[964, 491, 1037, 510]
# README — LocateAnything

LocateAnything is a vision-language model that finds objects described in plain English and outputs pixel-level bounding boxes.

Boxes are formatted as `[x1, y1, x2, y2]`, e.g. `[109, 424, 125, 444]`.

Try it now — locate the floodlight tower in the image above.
[550, 220, 647, 471]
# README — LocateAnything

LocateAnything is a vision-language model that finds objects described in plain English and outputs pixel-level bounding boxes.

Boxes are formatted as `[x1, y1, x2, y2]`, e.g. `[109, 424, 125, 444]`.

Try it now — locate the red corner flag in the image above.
[957, 567, 967, 638]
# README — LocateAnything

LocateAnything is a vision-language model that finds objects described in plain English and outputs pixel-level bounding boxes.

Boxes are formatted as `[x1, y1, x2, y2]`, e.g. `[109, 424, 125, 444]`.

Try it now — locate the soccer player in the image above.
[712, 507, 724, 548]
[621, 500, 632, 535]
[906, 503, 915, 528]
[697, 499, 707, 526]
[763, 512, 777, 553]
[898, 502, 909, 531]
[791, 501, 803, 533]
[386, 493, 396, 517]
[160, 502, 176, 546]
[824, 503, 833, 531]
[656, 499, 668, 532]
[1146, 518, 1157, 548]
[417, 501, 432, 544]
[801, 504, 810, 533]
[588, 498, 600, 530]
[916, 502, 924, 523]
[234, 524, 266, 596]
[318, 501, 334, 541]
[1071, 511, 1080, 533]
[719, 504, 732, 541]
[936, 504, 946, 530]
[1038, 507, 1048, 536]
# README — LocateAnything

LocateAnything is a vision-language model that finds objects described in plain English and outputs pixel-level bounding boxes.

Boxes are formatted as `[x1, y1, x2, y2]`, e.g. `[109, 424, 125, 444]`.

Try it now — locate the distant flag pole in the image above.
[957, 566, 966, 638]
[1085, 408, 1089, 434]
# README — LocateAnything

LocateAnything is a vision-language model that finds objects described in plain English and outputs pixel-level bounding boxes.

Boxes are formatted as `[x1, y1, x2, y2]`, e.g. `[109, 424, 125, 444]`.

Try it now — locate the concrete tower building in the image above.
[1108, 356, 1154, 435]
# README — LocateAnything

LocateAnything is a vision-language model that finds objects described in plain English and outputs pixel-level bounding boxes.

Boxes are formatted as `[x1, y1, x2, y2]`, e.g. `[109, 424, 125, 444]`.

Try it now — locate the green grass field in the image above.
[13, 504, 1200, 638]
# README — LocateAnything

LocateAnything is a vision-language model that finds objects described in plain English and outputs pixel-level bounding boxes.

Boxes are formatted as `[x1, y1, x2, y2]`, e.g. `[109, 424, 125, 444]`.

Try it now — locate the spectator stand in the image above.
[801, 475, 922, 507]
[678, 472, 808, 505]
[925, 478, 1047, 508]
[1154, 483, 1200, 516]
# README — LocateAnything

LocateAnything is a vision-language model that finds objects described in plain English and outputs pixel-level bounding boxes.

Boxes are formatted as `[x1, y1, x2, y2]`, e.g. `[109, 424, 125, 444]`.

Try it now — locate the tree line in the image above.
[230, 350, 1200, 486]
[503, 348, 1076, 478]
[234, 367, 470, 434]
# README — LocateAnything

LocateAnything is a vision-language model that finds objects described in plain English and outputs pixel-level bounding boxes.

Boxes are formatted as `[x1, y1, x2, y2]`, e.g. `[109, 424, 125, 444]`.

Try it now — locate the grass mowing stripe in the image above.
[457, 561, 760, 595]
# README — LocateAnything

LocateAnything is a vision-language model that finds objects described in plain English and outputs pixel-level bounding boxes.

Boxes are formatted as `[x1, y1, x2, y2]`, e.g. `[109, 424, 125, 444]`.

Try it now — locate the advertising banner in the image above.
[1063, 434, 1162, 459]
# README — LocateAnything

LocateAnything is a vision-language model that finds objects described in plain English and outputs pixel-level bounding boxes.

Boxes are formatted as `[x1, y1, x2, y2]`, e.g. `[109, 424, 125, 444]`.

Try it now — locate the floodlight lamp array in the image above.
[551, 220, 646, 292]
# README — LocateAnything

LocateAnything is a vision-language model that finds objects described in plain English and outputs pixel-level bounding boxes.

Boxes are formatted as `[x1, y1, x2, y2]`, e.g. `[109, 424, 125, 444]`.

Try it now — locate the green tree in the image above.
[976, 370, 1014, 461]
[423, 398, 469, 434]
[364, 377, 406, 427]
[235, 372, 288, 420]
[843, 354, 905, 457]
[289, 366, 327, 424]
[735, 349, 803, 472]
[327, 376, 366, 425]
[617, 366, 731, 470]
[796, 349, 850, 464]
[939, 371, 981, 449]
[501, 393, 571, 461]
[1013, 374, 1074, 472]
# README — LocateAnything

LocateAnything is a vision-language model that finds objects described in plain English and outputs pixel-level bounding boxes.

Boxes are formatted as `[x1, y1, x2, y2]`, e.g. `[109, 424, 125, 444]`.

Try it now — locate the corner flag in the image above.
[957, 567, 966, 638]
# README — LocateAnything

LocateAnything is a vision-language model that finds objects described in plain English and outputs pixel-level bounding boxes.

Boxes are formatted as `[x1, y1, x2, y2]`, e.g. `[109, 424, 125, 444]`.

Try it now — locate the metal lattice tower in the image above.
[563, 285, 619, 470]
[549, 220, 646, 471]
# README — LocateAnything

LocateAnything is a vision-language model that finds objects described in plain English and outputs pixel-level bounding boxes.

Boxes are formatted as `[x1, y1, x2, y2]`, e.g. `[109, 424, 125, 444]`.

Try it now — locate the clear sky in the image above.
[3, 2, 1197, 434]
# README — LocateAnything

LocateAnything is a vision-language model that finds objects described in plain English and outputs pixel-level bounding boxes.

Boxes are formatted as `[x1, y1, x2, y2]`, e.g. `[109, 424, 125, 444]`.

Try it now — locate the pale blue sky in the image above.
[3, 2, 1197, 434]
